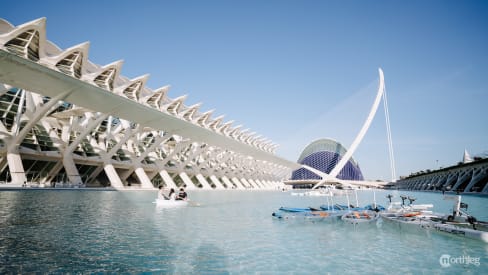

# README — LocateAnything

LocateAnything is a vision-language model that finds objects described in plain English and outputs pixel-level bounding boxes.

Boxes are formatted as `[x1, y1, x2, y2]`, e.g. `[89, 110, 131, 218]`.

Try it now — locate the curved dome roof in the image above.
[297, 138, 358, 166]
[292, 138, 363, 181]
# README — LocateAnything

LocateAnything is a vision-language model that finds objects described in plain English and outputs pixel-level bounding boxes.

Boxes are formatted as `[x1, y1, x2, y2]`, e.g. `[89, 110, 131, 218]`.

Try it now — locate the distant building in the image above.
[394, 151, 488, 193]
[463, 149, 473, 164]
[291, 138, 364, 181]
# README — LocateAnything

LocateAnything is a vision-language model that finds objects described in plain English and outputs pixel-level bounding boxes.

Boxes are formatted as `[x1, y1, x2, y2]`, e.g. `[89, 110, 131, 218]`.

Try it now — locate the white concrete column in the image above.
[196, 173, 212, 189]
[62, 114, 109, 186]
[210, 175, 225, 189]
[269, 181, 279, 189]
[5, 90, 70, 184]
[62, 156, 83, 185]
[231, 177, 245, 189]
[104, 163, 124, 189]
[240, 178, 253, 189]
[262, 180, 272, 188]
[248, 179, 260, 189]
[85, 166, 105, 186]
[179, 172, 196, 190]
[254, 179, 264, 188]
[159, 170, 178, 189]
[259, 180, 270, 189]
[221, 176, 235, 189]
[6, 153, 26, 184]
[134, 167, 154, 189]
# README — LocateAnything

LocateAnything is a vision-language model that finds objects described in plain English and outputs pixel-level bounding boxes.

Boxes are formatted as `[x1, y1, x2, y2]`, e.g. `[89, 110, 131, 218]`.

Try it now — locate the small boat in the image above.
[339, 194, 382, 225]
[279, 206, 324, 212]
[381, 194, 488, 243]
[320, 204, 374, 211]
[430, 195, 488, 243]
[341, 210, 380, 225]
[277, 193, 385, 222]
[153, 198, 189, 208]
[274, 202, 342, 220]
[380, 195, 441, 230]
[272, 209, 342, 221]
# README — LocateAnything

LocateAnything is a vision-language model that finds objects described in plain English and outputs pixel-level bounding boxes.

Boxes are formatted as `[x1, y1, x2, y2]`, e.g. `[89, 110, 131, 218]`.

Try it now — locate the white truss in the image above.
[0, 18, 296, 189]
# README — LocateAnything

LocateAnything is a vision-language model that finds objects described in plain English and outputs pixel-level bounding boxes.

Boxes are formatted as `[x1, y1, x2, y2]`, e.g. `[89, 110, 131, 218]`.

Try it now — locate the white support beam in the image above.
[311, 68, 385, 189]
[134, 167, 153, 189]
[221, 176, 234, 189]
[195, 173, 212, 189]
[209, 175, 225, 189]
[247, 178, 260, 189]
[179, 172, 196, 190]
[0, 50, 299, 171]
[240, 178, 253, 189]
[159, 170, 178, 189]
[104, 163, 124, 189]
[231, 177, 245, 189]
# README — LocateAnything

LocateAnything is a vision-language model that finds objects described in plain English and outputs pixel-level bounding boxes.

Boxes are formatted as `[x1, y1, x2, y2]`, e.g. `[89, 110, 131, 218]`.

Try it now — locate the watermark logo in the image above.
[439, 254, 480, 268]
[439, 254, 451, 267]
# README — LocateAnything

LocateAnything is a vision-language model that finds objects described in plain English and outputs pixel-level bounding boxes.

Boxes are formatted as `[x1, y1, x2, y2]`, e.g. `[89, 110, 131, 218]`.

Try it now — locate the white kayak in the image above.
[153, 198, 189, 208]
[431, 221, 488, 243]
[381, 213, 488, 243]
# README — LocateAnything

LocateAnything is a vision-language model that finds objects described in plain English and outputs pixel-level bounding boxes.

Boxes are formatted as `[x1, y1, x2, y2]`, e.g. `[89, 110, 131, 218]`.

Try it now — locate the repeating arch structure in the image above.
[0, 18, 297, 189]
[394, 159, 488, 194]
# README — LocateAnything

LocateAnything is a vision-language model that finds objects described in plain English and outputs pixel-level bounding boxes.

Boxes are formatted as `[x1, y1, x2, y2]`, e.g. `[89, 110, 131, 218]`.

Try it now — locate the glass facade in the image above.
[291, 139, 364, 181]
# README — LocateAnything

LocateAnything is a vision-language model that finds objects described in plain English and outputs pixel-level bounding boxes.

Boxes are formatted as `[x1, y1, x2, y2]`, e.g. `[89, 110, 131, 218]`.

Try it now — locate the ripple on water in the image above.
[0, 190, 486, 273]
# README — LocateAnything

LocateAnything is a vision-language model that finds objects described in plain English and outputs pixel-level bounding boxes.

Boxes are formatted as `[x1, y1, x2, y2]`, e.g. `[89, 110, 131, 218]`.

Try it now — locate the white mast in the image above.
[383, 82, 397, 182]
[310, 68, 386, 189]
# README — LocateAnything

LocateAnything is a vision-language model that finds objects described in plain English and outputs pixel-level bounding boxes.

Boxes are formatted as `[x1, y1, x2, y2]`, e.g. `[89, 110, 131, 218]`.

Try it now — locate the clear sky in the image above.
[3, 0, 487, 181]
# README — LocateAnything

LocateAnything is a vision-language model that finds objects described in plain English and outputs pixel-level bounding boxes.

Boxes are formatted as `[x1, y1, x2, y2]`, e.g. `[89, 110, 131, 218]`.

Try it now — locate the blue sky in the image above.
[3, 0, 487, 181]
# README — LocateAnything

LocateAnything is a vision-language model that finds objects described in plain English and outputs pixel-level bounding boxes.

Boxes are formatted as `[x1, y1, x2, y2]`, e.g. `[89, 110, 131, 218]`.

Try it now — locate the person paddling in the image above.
[168, 188, 176, 200]
[177, 188, 188, 201]
[158, 185, 169, 200]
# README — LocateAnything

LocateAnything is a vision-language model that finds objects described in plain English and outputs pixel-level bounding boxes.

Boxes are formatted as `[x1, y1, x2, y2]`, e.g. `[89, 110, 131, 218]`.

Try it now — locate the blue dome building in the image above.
[291, 138, 364, 181]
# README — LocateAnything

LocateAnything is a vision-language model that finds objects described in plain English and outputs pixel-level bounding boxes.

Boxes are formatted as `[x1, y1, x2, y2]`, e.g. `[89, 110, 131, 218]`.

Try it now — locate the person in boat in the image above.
[177, 188, 188, 201]
[168, 188, 176, 200]
[158, 185, 169, 200]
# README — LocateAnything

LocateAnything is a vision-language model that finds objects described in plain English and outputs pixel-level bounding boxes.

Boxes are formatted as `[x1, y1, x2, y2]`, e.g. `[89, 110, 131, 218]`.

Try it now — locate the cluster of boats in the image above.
[272, 194, 488, 243]
[290, 185, 353, 197]
[272, 203, 384, 225]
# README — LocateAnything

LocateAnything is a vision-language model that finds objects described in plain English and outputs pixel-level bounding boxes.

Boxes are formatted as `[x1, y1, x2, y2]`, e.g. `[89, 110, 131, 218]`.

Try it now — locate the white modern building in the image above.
[0, 18, 301, 190]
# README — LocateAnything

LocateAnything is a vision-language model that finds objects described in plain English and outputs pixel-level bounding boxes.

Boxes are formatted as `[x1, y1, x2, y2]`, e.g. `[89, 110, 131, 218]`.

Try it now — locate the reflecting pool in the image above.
[0, 189, 486, 273]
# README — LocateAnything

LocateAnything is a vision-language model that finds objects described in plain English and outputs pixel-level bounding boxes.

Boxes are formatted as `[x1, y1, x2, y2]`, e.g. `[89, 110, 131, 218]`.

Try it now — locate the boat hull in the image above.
[153, 199, 189, 208]
[431, 222, 488, 243]
[272, 210, 342, 221]
[380, 213, 488, 243]
[342, 210, 380, 225]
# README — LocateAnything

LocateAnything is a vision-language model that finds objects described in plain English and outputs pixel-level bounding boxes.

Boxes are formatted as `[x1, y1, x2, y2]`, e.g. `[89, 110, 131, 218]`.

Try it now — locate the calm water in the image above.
[0, 189, 486, 274]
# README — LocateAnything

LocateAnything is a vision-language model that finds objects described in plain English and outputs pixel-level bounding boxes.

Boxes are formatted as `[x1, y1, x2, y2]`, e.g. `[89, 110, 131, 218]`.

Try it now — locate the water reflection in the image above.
[189, 243, 230, 274]
[0, 190, 486, 273]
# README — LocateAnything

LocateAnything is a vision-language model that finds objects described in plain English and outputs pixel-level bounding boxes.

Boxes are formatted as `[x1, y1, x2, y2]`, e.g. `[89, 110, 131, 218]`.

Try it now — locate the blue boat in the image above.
[278, 206, 324, 212]
[319, 204, 385, 212]
[272, 209, 342, 220]
[273, 203, 385, 221]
